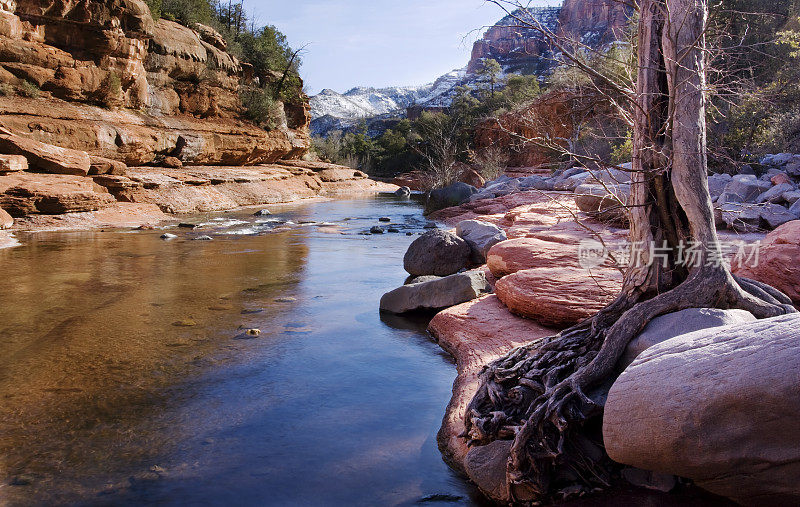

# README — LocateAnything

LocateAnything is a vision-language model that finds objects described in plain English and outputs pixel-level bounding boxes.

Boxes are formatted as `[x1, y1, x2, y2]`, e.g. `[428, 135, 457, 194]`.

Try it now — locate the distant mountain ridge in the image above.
[310, 0, 631, 136]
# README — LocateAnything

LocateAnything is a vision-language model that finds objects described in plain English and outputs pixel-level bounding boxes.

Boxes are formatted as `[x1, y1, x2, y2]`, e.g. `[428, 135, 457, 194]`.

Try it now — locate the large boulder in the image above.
[455, 219, 507, 264]
[574, 183, 630, 224]
[403, 229, 471, 276]
[604, 314, 800, 506]
[379, 271, 491, 314]
[425, 182, 477, 213]
[733, 220, 800, 305]
[707, 173, 732, 200]
[618, 308, 756, 370]
[757, 182, 794, 204]
[722, 174, 772, 203]
[553, 171, 590, 191]
[486, 237, 580, 278]
[759, 203, 798, 230]
[586, 166, 632, 185]
[495, 266, 622, 327]
[0, 132, 91, 176]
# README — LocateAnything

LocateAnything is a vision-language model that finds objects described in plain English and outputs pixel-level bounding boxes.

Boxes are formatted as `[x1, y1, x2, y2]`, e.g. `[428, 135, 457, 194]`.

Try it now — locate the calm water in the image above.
[0, 196, 489, 506]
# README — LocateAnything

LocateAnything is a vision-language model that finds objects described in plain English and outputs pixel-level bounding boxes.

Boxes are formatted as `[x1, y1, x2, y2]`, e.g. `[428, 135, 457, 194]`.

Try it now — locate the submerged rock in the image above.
[604, 314, 800, 505]
[379, 270, 491, 314]
[394, 186, 412, 197]
[403, 229, 470, 276]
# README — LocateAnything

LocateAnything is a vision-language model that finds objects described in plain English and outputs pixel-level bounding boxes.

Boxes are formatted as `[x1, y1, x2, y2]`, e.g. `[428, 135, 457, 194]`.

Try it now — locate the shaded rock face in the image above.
[403, 229, 471, 276]
[604, 314, 800, 505]
[733, 220, 800, 305]
[0, 172, 115, 216]
[379, 270, 491, 314]
[0, 0, 310, 165]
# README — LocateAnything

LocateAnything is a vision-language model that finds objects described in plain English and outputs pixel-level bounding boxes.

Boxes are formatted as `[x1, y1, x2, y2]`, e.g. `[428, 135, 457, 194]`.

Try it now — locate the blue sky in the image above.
[247, 0, 559, 95]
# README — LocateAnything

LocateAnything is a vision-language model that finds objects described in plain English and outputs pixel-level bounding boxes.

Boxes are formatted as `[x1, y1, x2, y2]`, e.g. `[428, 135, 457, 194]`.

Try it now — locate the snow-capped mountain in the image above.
[309, 69, 467, 135]
[310, 1, 630, 136]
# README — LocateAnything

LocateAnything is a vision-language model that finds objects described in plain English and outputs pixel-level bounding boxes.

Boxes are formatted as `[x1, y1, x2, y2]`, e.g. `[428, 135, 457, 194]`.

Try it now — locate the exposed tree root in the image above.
[463, 269, 795, 504]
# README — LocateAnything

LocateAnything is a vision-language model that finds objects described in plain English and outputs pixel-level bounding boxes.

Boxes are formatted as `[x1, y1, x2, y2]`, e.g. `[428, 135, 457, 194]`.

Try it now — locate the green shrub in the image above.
[18, 81, 40, 98]
[0, 83, 12, 96]
[239, 87, 279, 129]
[101, 71, 123, 108]
[144, 0, 162, 19]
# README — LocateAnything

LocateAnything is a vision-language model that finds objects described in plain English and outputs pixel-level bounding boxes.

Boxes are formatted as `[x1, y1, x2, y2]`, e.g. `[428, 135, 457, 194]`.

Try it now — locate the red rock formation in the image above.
[495, 266, 622, 326]
[429, 295, 557, 472]
[474, 89, 607, 168]
[0, 0, 310, 165]
[732, 220, 800, 306]
[467, 1, 631, 75]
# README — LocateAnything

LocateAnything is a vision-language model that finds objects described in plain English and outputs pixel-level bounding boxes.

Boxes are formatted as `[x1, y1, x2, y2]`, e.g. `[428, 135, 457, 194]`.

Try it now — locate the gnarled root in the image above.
[463, 268, 796, 504]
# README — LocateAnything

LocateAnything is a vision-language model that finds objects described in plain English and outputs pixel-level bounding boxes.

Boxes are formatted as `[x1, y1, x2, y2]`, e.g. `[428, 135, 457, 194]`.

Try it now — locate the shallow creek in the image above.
[0, 195, 492, 505]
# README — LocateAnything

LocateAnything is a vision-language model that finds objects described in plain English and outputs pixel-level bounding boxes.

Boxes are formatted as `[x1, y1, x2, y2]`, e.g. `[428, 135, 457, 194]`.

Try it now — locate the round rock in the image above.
[403, 229, 470, 276]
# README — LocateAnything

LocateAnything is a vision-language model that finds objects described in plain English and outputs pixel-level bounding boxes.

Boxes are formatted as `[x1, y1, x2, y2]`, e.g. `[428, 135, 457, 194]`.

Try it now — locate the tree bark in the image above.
[463, 0, 796, 503]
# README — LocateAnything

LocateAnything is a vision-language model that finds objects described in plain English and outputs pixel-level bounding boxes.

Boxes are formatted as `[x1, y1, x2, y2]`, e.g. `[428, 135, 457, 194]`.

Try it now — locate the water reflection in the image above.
[0, 197, 485, 506]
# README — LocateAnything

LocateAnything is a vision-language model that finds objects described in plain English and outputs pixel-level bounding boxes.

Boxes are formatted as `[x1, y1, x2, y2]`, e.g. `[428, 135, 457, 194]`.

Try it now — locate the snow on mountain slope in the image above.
[309, 70, 466, 123]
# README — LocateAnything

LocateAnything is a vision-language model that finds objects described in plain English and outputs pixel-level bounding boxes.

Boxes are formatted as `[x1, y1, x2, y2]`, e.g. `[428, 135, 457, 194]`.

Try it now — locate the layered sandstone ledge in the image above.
[2, 161, 394, 232]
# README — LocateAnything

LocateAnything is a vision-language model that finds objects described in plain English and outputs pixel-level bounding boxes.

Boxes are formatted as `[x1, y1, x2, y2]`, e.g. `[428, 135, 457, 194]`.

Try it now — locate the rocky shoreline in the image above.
[378, 168, 800, 504]
[0, 132, 395, 237]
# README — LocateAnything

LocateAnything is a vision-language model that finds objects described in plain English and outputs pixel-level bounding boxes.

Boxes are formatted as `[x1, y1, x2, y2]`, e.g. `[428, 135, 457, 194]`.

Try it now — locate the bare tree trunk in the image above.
[463, 0, 795, 502]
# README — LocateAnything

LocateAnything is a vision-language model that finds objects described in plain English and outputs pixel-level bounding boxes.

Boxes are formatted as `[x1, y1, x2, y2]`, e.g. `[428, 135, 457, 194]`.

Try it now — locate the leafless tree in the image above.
[463, 0, 796, 502]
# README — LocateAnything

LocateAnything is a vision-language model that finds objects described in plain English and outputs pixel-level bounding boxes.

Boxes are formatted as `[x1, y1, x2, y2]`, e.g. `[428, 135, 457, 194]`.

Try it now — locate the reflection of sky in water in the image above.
[0, 196, 492, 505]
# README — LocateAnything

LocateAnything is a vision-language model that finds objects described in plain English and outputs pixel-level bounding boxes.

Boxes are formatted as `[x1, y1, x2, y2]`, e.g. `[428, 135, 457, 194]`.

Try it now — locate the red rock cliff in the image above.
[0, 0, 310, 166]
[467, 1, 631, 74]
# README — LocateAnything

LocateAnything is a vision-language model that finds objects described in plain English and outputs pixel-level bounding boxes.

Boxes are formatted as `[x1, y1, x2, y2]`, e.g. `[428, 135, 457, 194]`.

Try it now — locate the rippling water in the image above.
[0, 196, 490, 506]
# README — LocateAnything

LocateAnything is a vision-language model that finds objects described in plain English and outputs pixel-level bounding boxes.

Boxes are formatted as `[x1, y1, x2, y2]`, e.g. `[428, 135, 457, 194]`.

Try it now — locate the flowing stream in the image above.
[0, 195, 490, 506]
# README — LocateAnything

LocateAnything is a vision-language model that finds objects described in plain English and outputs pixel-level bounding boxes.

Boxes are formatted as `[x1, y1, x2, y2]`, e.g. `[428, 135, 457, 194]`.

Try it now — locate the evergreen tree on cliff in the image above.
[465, 0, 798, 502]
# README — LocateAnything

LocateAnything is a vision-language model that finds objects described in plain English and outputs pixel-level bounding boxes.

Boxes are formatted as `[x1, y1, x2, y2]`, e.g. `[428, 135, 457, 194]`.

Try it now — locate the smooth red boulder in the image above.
[495, 266, 623, 327]
[733, 220, 800, 306]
